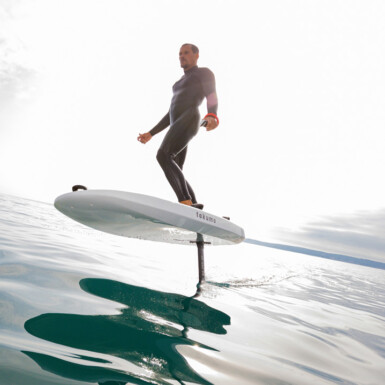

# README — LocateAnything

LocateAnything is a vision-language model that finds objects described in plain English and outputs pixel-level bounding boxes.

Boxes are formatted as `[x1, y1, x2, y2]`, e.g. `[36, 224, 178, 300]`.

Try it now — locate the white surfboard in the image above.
[54, 190, 245, 246]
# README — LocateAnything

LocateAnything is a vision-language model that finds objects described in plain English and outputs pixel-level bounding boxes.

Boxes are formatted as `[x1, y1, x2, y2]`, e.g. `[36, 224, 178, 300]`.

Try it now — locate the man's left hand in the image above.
[205, 116, 219, 131]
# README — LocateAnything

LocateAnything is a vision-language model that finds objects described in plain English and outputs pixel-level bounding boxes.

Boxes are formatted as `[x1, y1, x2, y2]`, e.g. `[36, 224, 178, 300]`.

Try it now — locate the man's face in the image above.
[179, 45, 199, 70]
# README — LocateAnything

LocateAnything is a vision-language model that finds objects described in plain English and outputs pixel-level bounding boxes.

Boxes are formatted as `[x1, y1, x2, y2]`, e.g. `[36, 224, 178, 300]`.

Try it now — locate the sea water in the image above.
[0, 193, 384, 385]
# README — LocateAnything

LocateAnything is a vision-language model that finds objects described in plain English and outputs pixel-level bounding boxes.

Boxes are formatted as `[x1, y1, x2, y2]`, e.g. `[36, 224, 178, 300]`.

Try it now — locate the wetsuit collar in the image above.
[184, 65, 198, 74]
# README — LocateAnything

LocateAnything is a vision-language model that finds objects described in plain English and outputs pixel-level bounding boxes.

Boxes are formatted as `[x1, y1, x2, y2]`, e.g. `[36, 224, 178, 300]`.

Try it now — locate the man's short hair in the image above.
[182, 43, 199, 54]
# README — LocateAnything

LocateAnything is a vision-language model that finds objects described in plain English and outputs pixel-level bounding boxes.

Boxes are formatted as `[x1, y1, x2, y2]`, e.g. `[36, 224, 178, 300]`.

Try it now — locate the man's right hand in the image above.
[137, 132, 152, 144]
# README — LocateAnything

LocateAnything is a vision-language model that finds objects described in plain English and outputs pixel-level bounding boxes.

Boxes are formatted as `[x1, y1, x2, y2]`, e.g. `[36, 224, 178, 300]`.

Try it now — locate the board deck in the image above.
[54, 190, 245, 246]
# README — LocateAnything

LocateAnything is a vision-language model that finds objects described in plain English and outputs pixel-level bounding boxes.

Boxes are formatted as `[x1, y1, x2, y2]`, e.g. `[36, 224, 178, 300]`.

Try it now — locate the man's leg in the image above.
[174, 147, 197, 204]
[156, 146, 191, 202]
[156, 113, 199, 203]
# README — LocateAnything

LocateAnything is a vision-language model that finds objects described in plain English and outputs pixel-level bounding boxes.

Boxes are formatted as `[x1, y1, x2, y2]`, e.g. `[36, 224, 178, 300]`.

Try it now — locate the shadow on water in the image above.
[23, 278, 231, 385]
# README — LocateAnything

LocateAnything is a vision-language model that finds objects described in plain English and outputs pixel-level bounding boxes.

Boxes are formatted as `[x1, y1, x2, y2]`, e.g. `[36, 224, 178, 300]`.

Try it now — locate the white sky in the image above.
[1, 0, 385, 240]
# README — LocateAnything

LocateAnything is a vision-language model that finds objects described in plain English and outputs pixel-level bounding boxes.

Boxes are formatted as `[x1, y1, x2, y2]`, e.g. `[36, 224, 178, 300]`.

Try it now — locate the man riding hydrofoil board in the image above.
[137, 43, 219, 209]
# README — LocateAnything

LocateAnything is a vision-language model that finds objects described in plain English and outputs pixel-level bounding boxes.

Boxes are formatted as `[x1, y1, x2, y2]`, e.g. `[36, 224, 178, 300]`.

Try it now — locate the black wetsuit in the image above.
[149, 66, 218, 203]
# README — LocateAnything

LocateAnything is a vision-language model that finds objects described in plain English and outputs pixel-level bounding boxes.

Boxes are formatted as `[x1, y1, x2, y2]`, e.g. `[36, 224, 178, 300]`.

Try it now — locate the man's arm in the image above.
[200, 69, 219, 131]
[149, 111, 170, 136]
[137, 111, 170, 144]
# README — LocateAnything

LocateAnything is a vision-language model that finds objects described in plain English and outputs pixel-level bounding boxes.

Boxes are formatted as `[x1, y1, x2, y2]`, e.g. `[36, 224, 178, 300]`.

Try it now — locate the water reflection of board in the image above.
[54, 190, 245, 246]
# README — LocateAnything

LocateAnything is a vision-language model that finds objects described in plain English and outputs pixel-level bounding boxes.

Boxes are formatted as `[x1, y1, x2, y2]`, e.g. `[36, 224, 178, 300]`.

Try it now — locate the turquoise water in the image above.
[1, 193, 384, 385]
